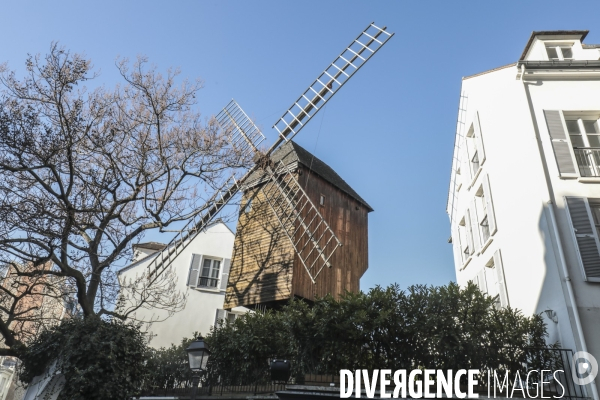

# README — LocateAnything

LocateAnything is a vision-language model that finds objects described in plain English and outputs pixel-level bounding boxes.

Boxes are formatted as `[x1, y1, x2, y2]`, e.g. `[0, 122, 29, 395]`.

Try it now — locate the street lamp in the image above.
[186, 337, 210, 400]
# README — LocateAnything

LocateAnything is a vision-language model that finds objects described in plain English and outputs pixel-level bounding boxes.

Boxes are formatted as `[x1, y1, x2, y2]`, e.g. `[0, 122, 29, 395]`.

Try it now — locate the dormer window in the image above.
[545, 44, 573, 60]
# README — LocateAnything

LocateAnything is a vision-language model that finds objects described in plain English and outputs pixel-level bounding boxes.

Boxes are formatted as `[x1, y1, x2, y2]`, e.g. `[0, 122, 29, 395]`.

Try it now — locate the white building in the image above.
[118, 221, 247, 349]
[447, 30, 600, 399]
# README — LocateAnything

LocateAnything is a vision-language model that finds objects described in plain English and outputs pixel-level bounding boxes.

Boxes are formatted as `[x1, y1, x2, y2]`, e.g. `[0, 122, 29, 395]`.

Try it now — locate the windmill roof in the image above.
[249, 141, 373, 211]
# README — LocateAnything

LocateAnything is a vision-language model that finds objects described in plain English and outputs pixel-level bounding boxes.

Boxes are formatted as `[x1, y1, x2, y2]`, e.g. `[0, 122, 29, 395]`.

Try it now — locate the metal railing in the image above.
[137, 348, 588, 399]
[574, 148, 600, 177]
[198, 277, 219, 288]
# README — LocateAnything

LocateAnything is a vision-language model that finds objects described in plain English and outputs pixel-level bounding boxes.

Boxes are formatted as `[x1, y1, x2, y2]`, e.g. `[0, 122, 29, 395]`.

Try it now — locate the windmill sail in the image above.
[146, 22, 393, 278]
[272, 22, 393, 142]
[216, 99, 266, 157]
[260, 161, 342, 283]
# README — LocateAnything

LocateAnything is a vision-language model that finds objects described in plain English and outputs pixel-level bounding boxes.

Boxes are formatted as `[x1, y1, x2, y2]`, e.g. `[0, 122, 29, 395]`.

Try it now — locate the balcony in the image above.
[198, 276, 219, 288]
[574, 148, 600, 177]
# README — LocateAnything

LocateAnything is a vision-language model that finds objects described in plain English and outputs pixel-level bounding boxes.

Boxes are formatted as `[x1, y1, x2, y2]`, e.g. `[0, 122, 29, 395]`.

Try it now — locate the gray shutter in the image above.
[220, 258, 231, 291]
[469, 200, 481, 253]
[565, 197, 600, 281]
[476, 268, 488, 293]
[474, 111, 486, 165]
[544, 110, 578, 176]
[494, 250, 509, 307]
[214, 309, 226, 327]
[482, 174, 497, 235]
[187, 254, 202, 286]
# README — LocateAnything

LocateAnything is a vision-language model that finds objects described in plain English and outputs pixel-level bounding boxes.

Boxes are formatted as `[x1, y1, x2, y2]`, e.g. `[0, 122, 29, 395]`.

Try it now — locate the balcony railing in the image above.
[574, 148, 600, 177]
[198, 276, 219, 288]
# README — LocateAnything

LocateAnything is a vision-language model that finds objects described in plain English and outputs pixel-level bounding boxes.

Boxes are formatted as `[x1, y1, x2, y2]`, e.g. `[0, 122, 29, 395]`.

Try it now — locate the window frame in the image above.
[544, 43, 574, 61]
[198, 257, 222, 288]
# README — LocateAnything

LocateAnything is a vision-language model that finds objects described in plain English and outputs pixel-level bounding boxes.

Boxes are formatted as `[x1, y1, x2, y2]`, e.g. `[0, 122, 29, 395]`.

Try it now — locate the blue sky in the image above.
[2, 1, 599, 291]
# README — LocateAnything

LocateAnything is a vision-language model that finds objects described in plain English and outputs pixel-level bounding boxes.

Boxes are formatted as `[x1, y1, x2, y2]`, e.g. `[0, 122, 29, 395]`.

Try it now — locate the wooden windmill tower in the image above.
[146, 23, 393, 308]
[223, 140, 374, 309]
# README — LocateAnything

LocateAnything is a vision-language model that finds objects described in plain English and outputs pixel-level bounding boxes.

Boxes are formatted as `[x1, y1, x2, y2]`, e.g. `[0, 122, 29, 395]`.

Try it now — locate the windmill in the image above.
[147, 22, 393, 303]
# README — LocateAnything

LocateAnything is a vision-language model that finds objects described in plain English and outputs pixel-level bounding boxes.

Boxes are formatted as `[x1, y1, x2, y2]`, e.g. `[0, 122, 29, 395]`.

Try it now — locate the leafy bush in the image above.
[205, 282, 557, 383]
[19, 317, 147, 400]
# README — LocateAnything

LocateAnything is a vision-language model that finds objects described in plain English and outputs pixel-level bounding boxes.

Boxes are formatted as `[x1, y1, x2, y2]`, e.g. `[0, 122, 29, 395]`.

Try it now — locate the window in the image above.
[188, 254, 225, 289]
[475, 186, 491, 245]
[566, 116, 600, 176]
[227, 313, 237, 324]
[319, 195, 325, 206]
[545, 44, 574, 60]
[544, 110, 600, 178]
[463, 112, 486, 185]
[459, 215, 474, 264]
[244, 198, 252, 213]
[198, 258, 221, 288]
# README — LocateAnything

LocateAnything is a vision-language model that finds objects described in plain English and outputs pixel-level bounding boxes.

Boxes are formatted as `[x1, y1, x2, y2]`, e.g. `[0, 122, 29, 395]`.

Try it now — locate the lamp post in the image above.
[186, 336, 210, 400]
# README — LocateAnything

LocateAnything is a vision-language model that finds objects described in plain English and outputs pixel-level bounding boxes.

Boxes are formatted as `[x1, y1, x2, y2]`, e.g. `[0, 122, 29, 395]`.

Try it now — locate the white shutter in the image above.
[461, 142, 472, 184]
[544, 110, 578, 177]
[187, 254, 202, 286]
[474, 111, 486, 165]
[452, 226, 463, 268]
[493, 250, 509, 307]
[476, 268, 488, 293]
[214, 309, 227, 327]
[482, 174, 497, 236]
[469, 200, 481, 253]
[565, 197, 600, 282]
[220, 258, 231, 291]
[465, 209, 475, 256]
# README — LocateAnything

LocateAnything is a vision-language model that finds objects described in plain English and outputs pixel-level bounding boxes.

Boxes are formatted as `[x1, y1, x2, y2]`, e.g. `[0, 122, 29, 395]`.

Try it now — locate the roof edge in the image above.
[519, 30, 589, 61]
[462, 63, 517, 81]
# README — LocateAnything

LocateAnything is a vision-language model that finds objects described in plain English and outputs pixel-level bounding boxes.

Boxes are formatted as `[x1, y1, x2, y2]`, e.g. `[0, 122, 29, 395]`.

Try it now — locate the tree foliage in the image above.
[0, 44, 250, 355]
[19, 317, 147, 400]
[205, 283, 557, 384]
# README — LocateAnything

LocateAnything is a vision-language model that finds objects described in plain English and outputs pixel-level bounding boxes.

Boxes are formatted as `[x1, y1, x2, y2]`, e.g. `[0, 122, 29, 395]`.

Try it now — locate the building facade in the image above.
[447, 30, 600, 399]
[118, 221, 247, 349]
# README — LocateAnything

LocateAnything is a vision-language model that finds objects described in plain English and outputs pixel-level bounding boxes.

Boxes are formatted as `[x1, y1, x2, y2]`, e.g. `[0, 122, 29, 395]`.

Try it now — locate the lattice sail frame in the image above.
[260, 161, 342, 284]
[147, 174, 239, 281]
[216, 100, 266, 157]
[272, 22, 393, 142]
[146, 22, 393, 279]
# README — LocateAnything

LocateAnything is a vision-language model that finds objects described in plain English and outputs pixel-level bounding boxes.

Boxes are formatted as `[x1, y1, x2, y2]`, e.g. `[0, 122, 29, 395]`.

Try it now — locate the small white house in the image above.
[447, 30, 600, 400]
[118, 221, 247, 349]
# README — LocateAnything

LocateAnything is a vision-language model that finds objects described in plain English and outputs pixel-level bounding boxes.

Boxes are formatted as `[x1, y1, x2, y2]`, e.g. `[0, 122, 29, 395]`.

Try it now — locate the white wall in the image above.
[448, 35, 600, 398]
[119, 222, 247, 349]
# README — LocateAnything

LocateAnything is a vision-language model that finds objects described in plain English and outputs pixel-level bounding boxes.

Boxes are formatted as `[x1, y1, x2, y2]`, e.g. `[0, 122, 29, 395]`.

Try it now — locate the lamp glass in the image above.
[186, 338, 210, 371]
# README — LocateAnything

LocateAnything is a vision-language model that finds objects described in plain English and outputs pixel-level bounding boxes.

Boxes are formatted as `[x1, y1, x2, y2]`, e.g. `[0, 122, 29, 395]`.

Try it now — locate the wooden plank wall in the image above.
[224, 166, 370, 309]
[292, 166, 369, 301]
[224, 184, 295, 309]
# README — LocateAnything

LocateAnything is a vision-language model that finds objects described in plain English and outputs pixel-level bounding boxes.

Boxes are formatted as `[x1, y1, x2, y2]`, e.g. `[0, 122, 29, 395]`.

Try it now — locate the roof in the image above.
[132, 242, 166, 251]
[247, 141, 373, 211]
[464, 30, 594, 81]
[519, 30, 589, 61]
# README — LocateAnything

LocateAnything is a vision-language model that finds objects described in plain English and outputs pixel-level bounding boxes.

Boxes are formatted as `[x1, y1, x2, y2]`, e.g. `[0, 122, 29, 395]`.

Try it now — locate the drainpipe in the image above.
[520, 67, 599, 400]
[545, 201, 599, 400]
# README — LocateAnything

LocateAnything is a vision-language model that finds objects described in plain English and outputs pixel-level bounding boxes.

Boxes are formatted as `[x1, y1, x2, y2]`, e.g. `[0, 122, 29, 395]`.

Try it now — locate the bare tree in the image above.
[0, 44, 249, 356]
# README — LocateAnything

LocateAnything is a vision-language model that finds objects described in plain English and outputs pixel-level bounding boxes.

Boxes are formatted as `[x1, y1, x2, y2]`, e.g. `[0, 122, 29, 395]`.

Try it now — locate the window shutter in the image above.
[474, 111, 486, 165]
[544, 110, 578, 176]
[452, 226, 463, 268]
[187, 254, 202, 286]
[214, 309, 227, 327]
[482, 174, 497, 235]
[493, 250, 509, 307]
[469, 200, 481, 253]
[220, 258, 231, 291]
[565, 197, 600, 281]
[465, 209, 475, 256]
[476, 268, 488, 293]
